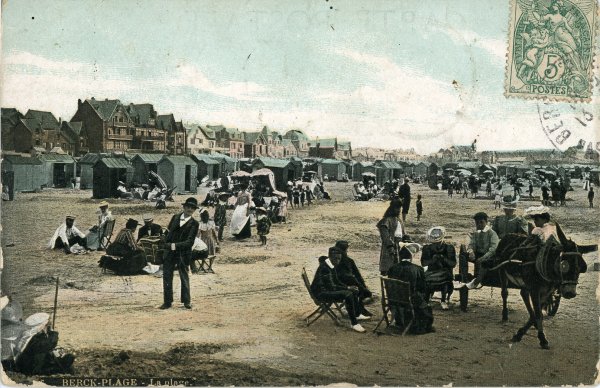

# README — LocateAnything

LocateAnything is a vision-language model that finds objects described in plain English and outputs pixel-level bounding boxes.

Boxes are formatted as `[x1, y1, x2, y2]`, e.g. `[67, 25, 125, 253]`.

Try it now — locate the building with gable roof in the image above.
[1, 108, 24, 151]
[243, 131, 269, 158]
[13, 110, 79, 154]
[283, 129, 310, 157]
[126, 103, 168, 153]
[210, 125, 244, 159]
[187, 125, 223, 154]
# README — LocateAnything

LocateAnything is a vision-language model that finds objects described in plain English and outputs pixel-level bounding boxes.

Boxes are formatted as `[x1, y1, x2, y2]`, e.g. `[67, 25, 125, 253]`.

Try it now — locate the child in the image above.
[293, 188, 300, 208]
[300, 187, 306, 207]
[256, 207, 272, 246]
[447, 183, 453, 198]
[494, 185, 502, 209]
[305, 187, 312, 206]
[589, 186, 595, 208]
[214, 193, 228, 241]
[416, 194, 423, 221]
[192, 208, 219, 273]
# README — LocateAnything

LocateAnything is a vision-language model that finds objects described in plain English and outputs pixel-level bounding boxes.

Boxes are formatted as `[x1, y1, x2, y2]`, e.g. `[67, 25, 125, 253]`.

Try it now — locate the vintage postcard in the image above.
[0, 0, 599, 387]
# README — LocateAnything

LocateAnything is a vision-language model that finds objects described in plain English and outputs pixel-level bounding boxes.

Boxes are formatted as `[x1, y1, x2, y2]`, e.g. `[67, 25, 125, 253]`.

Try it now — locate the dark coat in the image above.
[377, 216, 399, 273]
[399, 183, 411, 200]
[137, 223, 163, 241]
[310, 258, 347, 297]
[421, 242, 456, 284]
[336, 254, 368, 290]
[163, 213, 199, 266]
[214, 203, 227, 226]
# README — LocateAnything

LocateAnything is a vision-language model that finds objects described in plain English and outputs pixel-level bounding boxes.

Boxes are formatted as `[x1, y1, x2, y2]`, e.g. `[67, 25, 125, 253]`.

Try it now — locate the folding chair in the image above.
[192, 251, 216, 274]
[373, 277, 415, 335]
[100, 219, 116, 250]
[301, 267, 344, 327]
[138, 236, 165, 265]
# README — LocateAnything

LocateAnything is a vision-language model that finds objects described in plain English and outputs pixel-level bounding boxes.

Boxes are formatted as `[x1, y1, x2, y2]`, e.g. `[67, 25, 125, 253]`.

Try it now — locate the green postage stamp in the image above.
[506, 0, 598, 101]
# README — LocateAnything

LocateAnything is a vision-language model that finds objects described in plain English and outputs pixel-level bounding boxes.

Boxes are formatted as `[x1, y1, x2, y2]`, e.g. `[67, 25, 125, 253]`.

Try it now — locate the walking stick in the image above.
[52, 276, 59, 330]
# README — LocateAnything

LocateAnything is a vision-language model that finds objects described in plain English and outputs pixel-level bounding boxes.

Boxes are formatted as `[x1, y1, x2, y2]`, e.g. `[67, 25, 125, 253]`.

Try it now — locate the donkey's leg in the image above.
[500, 272, 509, 322]
[531, 289, 549, 349]
[512, 289, 535, 342]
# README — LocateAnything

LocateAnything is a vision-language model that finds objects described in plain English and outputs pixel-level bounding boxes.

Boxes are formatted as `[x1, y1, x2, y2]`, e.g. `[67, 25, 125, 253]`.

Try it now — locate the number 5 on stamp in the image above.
[506, 0, 598, 101]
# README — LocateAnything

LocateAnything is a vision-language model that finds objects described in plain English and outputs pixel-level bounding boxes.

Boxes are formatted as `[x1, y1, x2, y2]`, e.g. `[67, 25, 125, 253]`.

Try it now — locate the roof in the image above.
[86, 98, 121, 121]
[192, 154, 219, 165]
[310, 138, 336, 148]
[156, 114, 176, 131]
[62, 121, 83, 135]
[243, 132, 266, 145]
[359, 161, 374, 167]
[457, 161, 481, 169]
[321, 158, 344, 165]
[337, 141, 351, 151]
[1, 108, 24, 126]
[126, 104, 156, 126]
[49, 147, 66, 154]
[253, 157, 290, 168]
[376, 160, 403, 169]
[209, 152, 238, 163]
[96, 157, 132, 169]
[191, 125, 216, 140]
[2, 155, 43, 165]
[160, 155, 195, 165]
[18, 118, 44, 132]
[37, 154, 76, 163]
[131, 153, 164, 163]
[24, 110, 59, 130]
[79, 153, 102, 164]
[283, 129, 309, 141]
[281, 138, 293, 147]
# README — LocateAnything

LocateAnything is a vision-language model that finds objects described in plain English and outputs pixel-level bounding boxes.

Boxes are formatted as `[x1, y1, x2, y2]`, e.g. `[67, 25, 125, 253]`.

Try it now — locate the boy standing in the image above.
[416, 194, 423, 221]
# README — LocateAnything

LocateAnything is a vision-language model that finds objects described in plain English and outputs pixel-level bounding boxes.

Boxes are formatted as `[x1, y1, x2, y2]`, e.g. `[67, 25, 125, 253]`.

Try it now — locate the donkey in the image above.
[494, 224, 596, 349]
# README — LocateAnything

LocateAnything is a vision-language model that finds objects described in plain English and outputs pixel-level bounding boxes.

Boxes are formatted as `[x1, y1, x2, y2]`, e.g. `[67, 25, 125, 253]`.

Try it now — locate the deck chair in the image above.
[373, 277, 414, 335]
[100, 219, 116, 250]
[301, 267, 343, 327]
[192, 251, 216, 274]
[138, 236, 165, 265]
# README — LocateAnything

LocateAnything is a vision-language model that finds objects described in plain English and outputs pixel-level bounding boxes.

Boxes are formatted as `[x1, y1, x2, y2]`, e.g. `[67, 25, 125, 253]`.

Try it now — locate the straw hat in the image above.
[427, 227, 446, 243]
[524, 205, 550, 218]
[99, 200, 109, 208]
[501, 195, 518, 209]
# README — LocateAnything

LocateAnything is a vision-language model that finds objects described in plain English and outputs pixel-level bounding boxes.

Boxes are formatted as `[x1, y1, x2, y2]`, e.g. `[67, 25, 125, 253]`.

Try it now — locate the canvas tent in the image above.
[251, 168, 286, 197]
[92, 157, 133, 198]
[37, 154, 76, 188]
[157, 155, 198, 194]
[251, 157, 293, 190]
[192, 154, 220, 180]
[1, 155, 45, 192]
[131, 153, 164, 185]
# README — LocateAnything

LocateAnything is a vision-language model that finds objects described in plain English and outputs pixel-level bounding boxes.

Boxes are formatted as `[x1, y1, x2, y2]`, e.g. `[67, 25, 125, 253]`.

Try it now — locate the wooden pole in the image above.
[52, 276, 59, 330]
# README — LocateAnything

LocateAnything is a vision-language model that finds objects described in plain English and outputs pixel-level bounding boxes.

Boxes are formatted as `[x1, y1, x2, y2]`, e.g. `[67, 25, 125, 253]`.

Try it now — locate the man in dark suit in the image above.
[334, 240, 373, 303]
[160, 197, 199, 310]
[137, 214, 163, 241]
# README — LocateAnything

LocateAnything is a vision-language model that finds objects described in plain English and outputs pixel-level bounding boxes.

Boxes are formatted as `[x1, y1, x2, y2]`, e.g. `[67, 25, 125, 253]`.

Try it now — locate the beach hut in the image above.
[1, 155, 45, 192]
[353, 161, 374, 181]
[192, 154, 220, 180]
[37, 154, 76, 188]
[413, 162, 430, 177]
[288, 156, 304, 180]
[131, 153, 164, 184]
[374, 160, 404, 184]
[209, 152, 238, 174]
[92, 157, 134, 198]
[320, 159, 346, 181]
[251, 157, 292, 189]
[78, 153, 102, 189]
[157, 155, 198, 194]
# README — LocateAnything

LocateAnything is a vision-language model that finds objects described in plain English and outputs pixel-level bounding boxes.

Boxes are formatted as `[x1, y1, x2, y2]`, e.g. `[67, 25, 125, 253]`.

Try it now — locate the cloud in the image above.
[168, 63, 272, 102]
[432, 26, 506, 62]
[3, 51, 87, 72]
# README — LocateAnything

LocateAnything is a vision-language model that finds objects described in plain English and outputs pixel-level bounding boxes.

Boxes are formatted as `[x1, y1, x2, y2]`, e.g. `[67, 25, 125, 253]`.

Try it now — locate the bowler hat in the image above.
[182, 197, 199, 209]
[126, 218, 140, 229]
[328, 246, 342, 257]
[335, 240, 349, 252]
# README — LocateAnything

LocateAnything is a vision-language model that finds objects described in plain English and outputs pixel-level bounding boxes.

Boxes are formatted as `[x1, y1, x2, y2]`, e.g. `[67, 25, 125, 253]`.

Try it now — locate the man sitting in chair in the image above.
[48, 215, 87, 254]
[137, 214, 163, 241]
[421, 227, 456, 310]
[387, 246, 435, 335]
[310, 247, 372, 333]
[99, 218, 147, 275]
[334, 240, 373, 304]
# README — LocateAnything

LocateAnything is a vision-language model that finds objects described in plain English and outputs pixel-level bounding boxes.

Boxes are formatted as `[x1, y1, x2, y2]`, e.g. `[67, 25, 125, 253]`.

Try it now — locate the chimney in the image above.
[78, 99, 82, 107]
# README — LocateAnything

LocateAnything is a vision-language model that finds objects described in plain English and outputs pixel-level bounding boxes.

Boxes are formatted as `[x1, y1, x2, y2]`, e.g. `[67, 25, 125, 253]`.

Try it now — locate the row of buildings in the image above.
[1, 98, 352, 160]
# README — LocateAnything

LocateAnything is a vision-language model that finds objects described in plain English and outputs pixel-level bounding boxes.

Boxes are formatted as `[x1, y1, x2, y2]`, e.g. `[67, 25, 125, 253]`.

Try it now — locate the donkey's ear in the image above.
[578, 256, 588, 274]
[577, 244, 599, 255]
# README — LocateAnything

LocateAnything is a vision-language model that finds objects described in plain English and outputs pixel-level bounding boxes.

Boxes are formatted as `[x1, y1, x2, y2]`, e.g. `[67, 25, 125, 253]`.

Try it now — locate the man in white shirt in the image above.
[48, 216, 87, 254]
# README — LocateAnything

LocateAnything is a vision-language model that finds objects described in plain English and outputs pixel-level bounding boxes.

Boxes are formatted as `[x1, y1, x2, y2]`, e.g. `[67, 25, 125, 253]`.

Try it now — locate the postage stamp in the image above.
[506, 0, 599, 101]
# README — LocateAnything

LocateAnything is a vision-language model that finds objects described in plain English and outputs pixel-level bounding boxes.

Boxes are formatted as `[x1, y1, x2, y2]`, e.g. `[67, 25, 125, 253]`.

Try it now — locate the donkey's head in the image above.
[554, 223, 595, 299]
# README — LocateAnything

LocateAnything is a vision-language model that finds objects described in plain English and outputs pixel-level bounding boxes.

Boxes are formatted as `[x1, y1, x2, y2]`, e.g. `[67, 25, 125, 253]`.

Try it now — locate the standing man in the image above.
[398, 178, 411, 223]
[464, 212, 499, 289]
[161, 197, 199, 310]
[588, 186, 595, 208]
[491, 196, 528, 240]
[214, 193, 229, 241]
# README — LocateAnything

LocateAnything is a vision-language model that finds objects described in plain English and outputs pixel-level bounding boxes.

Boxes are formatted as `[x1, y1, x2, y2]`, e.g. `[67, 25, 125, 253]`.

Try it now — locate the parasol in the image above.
[149, 171, 167, 189]
[362, 172, 376, 177]
[231, 170, 251, 177]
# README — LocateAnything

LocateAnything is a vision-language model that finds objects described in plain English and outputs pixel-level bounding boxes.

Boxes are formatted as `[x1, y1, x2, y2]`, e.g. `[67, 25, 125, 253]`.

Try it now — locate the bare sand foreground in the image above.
[1, 181, 598, 386]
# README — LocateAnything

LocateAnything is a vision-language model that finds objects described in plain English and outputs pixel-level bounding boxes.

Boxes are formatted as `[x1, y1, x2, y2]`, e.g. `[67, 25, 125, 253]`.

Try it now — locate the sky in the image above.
[0, 0, 595, 154]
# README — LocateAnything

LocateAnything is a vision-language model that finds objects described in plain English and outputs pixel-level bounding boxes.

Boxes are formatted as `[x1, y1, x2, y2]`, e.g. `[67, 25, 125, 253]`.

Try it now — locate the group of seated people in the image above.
[310, 196, 547, 335]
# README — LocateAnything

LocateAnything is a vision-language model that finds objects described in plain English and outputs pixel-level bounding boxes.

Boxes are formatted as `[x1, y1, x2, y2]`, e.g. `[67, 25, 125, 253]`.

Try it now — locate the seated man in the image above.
[334, 240, 373, 304]
[47, 215, 87, 254]
[421, 227, 456, 310]
[310, 247, 372, 333]
[464, 212, 499, 289]
[137, 214, 163, 241]
[99, 218, 147, 275]
[387, 246, 435, 334]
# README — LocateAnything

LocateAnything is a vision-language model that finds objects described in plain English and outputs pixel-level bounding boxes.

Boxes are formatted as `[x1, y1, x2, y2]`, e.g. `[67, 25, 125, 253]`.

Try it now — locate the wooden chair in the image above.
[138, 236, 165, 265]
[373, 277, 414, 335]
[301, 267, 343, 327]
[100, 219, 116, 250]
[192, 251, 216, 274]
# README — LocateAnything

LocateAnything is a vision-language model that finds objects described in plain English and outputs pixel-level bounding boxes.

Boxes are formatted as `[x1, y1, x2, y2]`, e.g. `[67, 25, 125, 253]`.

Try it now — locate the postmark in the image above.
[506, 0, 598, 101]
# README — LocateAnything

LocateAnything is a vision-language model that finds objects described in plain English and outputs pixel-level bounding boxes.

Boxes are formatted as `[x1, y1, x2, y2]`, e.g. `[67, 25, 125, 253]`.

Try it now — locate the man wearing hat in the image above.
[137, 214, 163, 241]
[101, 218, 147, 275]
[160, 197, 200, 309]
[464, 212, 499, 290]
[387, 246, 435, 334]
[334, 240, 373, 303]
[492, 196, 527, 240]
[47, 215, 87, 254]
[310, 247, 371, 333]
[421, 227, 456, 310]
